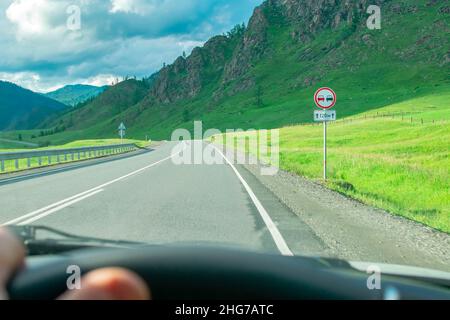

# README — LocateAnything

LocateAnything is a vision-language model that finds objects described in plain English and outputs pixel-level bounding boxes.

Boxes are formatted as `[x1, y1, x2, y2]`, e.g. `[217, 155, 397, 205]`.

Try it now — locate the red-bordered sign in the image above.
[314, 87, 337, 110]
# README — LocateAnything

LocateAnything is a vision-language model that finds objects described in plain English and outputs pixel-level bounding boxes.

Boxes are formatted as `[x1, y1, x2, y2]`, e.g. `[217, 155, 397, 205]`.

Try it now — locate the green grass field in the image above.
[219, 94, 450, 233]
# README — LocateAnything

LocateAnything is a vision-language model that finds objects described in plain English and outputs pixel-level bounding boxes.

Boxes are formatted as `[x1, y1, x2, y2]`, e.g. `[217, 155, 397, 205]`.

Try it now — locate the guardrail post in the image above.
[56, 154, 60, 163]
[1, 160, 4, 172]
[27, 158, 31, 168]
[38, 157, 42, 166]
[65, 154, 68, 162]
[48, 155, 52, 165]
[15, 159, 19, 170]
[77, 152, 80, 160]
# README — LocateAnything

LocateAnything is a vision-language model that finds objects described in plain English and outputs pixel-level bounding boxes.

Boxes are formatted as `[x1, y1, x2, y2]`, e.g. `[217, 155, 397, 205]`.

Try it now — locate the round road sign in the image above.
[314, 87, 337, 110]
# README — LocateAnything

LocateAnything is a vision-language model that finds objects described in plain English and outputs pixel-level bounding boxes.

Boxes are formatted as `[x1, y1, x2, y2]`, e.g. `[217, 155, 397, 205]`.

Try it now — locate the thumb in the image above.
[58, 267, 151, 300]
[0, 228, 26, 300]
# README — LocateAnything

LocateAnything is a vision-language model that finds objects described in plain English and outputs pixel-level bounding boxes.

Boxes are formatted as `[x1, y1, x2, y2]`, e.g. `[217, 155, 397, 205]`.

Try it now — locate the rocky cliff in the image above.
[146, 0, 391, 105]
[47, 0, 449, 139]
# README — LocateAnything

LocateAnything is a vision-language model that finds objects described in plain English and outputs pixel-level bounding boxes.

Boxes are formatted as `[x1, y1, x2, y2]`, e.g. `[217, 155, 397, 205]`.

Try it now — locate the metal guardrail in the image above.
[0, 143, 137, 172]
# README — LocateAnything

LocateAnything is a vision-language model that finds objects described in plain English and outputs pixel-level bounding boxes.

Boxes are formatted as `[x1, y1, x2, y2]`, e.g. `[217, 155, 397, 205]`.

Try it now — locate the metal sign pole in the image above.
[313, 87, 336, 181]
[323, 121, 327, 180]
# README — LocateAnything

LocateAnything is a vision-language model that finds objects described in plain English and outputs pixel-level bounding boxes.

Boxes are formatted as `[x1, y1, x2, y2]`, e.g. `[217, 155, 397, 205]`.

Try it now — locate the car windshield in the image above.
[0, 0, 449, 275]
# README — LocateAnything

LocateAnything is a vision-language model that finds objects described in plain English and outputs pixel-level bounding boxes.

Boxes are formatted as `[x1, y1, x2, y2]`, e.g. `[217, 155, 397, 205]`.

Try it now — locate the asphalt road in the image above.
[1, 141, 448, 273]
[0, 141, 321, 255]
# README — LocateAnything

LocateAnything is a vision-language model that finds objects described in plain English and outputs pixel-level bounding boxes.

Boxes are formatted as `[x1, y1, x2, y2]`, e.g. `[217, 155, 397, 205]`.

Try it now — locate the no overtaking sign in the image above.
[313, 87, 337, 181]
[314, 87, 337, 110]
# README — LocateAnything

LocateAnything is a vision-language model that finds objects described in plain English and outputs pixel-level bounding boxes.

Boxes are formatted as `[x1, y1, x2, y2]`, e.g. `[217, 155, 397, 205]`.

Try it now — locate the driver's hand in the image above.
[0, 227, 151, 300]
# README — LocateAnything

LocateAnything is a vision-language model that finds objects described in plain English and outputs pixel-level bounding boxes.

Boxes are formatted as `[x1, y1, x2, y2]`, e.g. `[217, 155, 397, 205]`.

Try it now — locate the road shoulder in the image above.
[240, 162, 450, 272]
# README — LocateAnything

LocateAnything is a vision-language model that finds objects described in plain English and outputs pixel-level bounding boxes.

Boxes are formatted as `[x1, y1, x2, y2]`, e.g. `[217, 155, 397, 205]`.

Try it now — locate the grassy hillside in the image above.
[44, 84, 108, 106]
[0, 81, 67, 130]
[0, 139, 36, 149]
[220, 93, 450, 232]
[38, 79, 151, 142]
[35, 0, 448, 143]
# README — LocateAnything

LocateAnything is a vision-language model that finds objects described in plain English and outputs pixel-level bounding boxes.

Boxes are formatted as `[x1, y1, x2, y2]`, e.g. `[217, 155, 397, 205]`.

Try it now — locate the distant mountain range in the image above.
[44, 84, 108, 106]
[0, 81, 67, 130]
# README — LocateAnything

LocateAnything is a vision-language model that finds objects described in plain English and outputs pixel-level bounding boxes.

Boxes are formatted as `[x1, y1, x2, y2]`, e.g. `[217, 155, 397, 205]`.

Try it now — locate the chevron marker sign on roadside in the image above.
[118, 122, 126, 140]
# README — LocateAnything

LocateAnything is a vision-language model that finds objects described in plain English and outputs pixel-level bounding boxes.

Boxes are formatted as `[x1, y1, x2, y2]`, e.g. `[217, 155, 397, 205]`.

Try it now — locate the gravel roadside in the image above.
[241, 161, 450, 272]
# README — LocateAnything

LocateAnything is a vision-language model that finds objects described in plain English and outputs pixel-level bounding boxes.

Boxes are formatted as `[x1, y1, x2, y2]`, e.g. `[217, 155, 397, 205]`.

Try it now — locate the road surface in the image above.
[0, 141, 449, 272]
[0, 142, 319, 255]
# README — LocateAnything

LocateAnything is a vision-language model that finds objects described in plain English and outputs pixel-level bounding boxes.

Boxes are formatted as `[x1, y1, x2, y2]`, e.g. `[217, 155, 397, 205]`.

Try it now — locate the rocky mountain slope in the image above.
[46, 0, 449, 140]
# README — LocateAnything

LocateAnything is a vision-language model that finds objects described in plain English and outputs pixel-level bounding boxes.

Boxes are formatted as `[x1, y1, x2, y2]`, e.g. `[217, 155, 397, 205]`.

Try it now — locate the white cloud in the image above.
[1, 0, 264, 91]
[6, 0, 66, 37]
[81, 74, 117, 87]
[0, 71, 47, 92]
[110, 0, 155, 15]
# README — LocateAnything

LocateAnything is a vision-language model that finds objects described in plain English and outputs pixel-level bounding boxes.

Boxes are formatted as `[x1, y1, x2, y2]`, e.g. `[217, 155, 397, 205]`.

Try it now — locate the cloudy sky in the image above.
[0, 0, 262, 93]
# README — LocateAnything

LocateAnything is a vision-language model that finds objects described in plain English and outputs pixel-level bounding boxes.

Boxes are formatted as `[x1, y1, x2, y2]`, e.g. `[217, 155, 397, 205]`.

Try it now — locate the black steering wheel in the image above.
[7, 246, 450, 300]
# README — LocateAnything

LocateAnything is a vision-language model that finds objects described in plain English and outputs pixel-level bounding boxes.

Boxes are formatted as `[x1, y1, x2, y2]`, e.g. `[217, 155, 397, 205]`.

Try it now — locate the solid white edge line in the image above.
[18, 189, 105, 225]
[2, 142, 186, 226]
[212, 144, 294, 256]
